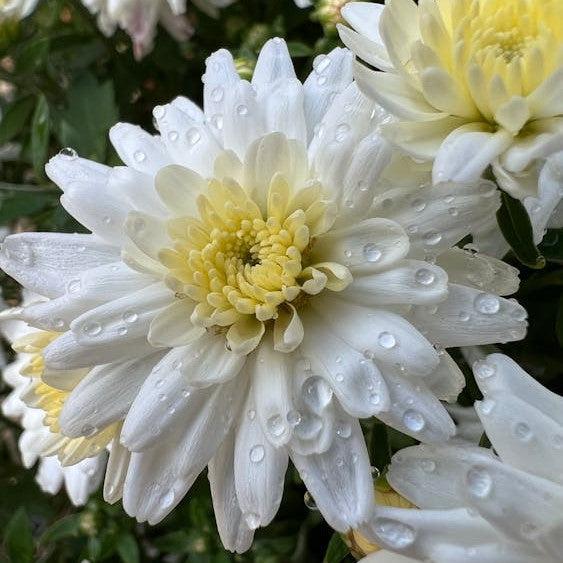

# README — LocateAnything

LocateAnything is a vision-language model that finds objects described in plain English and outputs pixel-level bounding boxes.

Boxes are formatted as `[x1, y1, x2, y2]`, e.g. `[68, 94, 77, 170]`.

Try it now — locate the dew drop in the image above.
[59, 147, 77, 160]
[335, 372, 344, 383]
[363, 243, 382, 263]
[474, 293, 500, 315]
[415, 268, 435, 286]
[123, 310, 138, 323]
[466, 467, 492, 498]
[267, 414, 286, 437]
[287, 410, 302, 426]
[411, 198, 426, 212]
[211, 86, 224, 102]
[424, 231, 442, 246]
[420, 459, 436, 473]
[304, 491, 318, 510]
[249, 444, 265, 463]
[374, 519, 416, 549]
[186, 127, 201, 146]
[378, 331, 396, 349]
[479, 399, 495, 415]
[473, 360, 496, 379]
[459, 310, 470, 321]
[247, 409, 256, 420]
[336, 421, 352, 439]
[133, 150, 146, 163]
[161, 489, 175, 509]
[514, 422, 532, 441]
[236, 104, 248, 116]
[167, 130, 179, 142]
[83, 322, 102, 336]
[403, 409, 425, 432]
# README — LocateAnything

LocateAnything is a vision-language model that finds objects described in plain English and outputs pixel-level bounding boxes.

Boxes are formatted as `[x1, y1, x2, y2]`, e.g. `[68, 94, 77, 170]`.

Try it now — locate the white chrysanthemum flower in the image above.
[1, 300, 106, 507]
[81, 0, 234, 60]
[338, 0, 563, 191]
[360, 551, 419, 563]
[357, 353, 563, 563]
[0, 39, 527, 551]
[0, 0, 39, 19]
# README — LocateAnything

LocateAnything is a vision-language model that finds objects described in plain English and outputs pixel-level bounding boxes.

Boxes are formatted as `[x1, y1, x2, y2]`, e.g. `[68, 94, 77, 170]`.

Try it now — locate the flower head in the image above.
[0, 39, 528, 551]
[81, 0, 233, 60]
[1, 297, 106, 506]
[0, 0, 39, 20]
[339, 0, 563, 190]
[358, 353, 563, 562]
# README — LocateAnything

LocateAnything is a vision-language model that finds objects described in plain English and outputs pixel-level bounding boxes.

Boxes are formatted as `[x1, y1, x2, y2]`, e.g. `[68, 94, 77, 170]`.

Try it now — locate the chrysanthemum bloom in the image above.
[0, 39, 527, 551]
[1, 302, 106, 506]
[0, 0, 39, 20]
[357, 353, 563, 562]
[81, 0, 234, 60]
[338, 0, 563, 192]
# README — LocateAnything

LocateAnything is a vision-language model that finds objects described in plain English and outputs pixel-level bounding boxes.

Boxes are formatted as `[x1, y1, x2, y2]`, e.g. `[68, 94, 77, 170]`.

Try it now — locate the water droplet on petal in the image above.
[374, 518, 416, 549]
[474, 293, 500, 315]
[424, 231, 442, 246]
[123, 310, 138, 323]
[304, 491, 318, 510]
[59, 147, 77, 160]
[267, 414, 286, 437]
[415, 268, 435, 285]
[211, 86, 224, 102]
[473, 360, 496, 379]
[378, 331, 396, 349]
[466, 467, 492, 498]
[403, 409, 425, 432]
[363, 243, 382, 262]
[287, 410, 302, 426]
[133, 150, 146, 163]
[186, 128, 201, 145]
[514, 422, 532, 441]
[83, 322, 102, 336]
[249, 444, 265, 463]
[236, 104, 248, 116]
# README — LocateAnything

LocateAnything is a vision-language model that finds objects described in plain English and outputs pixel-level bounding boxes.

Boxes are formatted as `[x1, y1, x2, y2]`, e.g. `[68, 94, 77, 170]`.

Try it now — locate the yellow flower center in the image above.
[159, 170, 351, 331]
[456, 0, 562, 95]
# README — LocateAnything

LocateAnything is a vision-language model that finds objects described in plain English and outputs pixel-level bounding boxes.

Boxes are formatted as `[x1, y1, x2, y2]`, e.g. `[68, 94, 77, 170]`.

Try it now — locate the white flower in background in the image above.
[81, 0, 235, 60]
[357, 353, 563, 562]
[338, 0, 563, 190]
[1, 298, 106, 507]
[0, 0, 39, 20]
[0, 39, 527, 552]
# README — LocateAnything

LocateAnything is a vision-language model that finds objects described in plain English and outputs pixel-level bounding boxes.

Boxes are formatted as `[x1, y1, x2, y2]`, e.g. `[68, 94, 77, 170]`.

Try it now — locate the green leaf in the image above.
[323, 533, 349, 563]
[116, 533, 140, 563]
[0, 97, 34, 144]
[539, 229, 563, 265]
[153, 531, 191, 553]
[31, 94, 50, 179]
[496, 190, 545, 269]
[0, 188, 55, 225]
[56, 73, 118, 162]
[3, 508, 34, 563]
[286, 41, 313, 57]
[39, 514, 81, 544]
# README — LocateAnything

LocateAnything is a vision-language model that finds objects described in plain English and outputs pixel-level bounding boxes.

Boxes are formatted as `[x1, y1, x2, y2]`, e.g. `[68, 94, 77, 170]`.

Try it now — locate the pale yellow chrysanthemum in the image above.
[339, 0, 563, 197]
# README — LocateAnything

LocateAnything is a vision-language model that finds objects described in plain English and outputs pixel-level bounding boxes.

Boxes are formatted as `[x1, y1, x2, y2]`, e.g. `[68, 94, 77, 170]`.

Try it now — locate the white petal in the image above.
[311, 218, 409, 275]
[124, 211, 170, 261]
[0, 233, 119, 298]
[273, 304, 303, 353]
[104, 433, 131, 504]
[148, 299, 205, 347]
[63, 454, 106, 506]
[341, 259, 448, 306]
[376, 371, 456, 443]
[70, 283, 171, 346]
[122, 376, 246, 524]
[290, 412, 373, 532]
[154, 164, 205, 216]
[44, 331, 155, 370]
[59, 351, 164, 438]
[299, 309, 390, 418]
[341, 1, 385, 44]
[109, 123, 171, 176]
[35, 457, 64, 495]
[252, 38, 297, 93]
[433, 124, 513, 184]
[312, 294, 439, 377]
[303, 48, 354, 141]
[234, 394, 288, 529]
[122, 343, 246, 451]
[436, 248, 519, 296]
[408, 284, 527, 347]
[45, 154, 109, 192]
[208, 432, 254, 553]
[252, 340, 295, 447]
